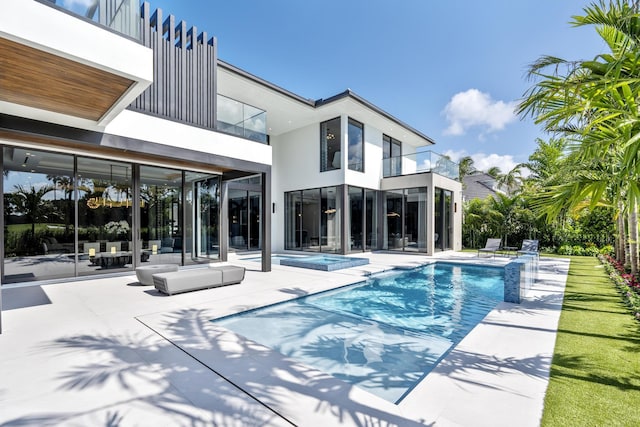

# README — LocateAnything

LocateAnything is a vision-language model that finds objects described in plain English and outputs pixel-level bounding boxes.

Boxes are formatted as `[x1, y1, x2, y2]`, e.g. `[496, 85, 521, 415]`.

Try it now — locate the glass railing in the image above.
[382, 150, 459, 180]
[42, 0, 140, 40]
[216, 94, 268, 144]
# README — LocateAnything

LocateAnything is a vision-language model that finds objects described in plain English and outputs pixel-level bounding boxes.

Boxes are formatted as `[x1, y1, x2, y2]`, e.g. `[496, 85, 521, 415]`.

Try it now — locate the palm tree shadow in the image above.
[1, 328, 289, 426]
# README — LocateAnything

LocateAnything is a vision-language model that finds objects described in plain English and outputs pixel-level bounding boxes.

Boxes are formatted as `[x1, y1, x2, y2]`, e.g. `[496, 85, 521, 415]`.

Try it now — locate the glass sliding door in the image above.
[348, 186, 363, 252]
[321, 186, 340, 253]
[384, 188, 427, 253]
[248, 191, 261, 250]
[405, 188, 427, 252]
[228, 189, 248, 251]
[285, 191, 302, 250]
[140, 166, 182, 265]
[3, 147, 75, 283]
[186, 173, 220, 260]
[77, 158, 133, 276]
[385, 190, 404, 251]
[435, 188, 453, 251]
[302, 189, 320, 251]
[365, 189, 378, 250]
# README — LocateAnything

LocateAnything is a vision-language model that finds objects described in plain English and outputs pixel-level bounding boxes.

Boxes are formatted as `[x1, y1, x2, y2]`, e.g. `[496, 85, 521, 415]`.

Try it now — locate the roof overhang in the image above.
[0, 0, 153, 130]
[217, 61, 435, 148]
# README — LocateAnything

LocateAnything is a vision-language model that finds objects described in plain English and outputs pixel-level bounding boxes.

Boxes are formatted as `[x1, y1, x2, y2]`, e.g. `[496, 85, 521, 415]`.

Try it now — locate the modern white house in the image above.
[0, 0, 462, 292]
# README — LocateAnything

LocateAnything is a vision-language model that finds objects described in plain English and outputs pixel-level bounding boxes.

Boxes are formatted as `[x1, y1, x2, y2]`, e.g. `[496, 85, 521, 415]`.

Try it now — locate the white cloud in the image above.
[442, 89, 517, 137]
[443, 149, 520, 174]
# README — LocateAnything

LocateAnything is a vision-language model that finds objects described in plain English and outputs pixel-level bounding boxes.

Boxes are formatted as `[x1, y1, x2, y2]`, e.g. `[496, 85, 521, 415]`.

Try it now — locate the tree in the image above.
[11, 184, 54, 238]
[518, 0, 640, 272]
[458, 156, 476, 185]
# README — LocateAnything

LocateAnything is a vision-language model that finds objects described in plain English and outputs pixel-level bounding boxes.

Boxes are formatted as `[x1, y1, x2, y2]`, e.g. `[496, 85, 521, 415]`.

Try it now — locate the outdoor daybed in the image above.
[152, 265, 245, 295]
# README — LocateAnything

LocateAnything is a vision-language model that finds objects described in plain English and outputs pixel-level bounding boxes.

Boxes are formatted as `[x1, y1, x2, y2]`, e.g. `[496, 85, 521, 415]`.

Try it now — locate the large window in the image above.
[1, 145, 228, 284]
[435, 188, 453, 251]
[320, 117, 341, 172]
[285, 186, 341, 253]
[348, 118, 364, 172]
[384, 187, 427, 252]
[77, 158, 133, 276]
[3, 148, 76, 282]
[140, 165, 183, 265]
[383, 135, 402, 177]
[347, 186, 378, 252]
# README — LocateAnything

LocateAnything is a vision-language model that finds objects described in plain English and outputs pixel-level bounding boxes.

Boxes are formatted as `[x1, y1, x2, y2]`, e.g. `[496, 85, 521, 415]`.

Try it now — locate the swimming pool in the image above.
[212, 262, 504, 403]
[242, 254, 369, 271]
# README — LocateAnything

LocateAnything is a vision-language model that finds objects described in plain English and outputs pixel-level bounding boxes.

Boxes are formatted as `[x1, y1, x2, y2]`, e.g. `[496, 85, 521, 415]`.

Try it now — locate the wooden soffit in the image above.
[0, 37, 134, 121]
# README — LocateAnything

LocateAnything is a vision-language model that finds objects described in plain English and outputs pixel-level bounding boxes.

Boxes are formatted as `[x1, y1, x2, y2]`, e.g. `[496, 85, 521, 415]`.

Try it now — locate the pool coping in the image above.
[137, 256, 569, 426]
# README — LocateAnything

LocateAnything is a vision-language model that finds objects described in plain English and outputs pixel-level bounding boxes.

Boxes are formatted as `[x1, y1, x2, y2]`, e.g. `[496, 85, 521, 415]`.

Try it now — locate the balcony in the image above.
[382, 151, 458, 180]
[42, 0, 140, 39]
[217, 94, 268, 144]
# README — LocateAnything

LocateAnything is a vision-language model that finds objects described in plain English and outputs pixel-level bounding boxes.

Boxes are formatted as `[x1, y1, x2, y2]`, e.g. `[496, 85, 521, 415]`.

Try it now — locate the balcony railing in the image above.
[382, 151, 458, 180]
[42, 0, 140, 39]
[216, 94, 268, 144]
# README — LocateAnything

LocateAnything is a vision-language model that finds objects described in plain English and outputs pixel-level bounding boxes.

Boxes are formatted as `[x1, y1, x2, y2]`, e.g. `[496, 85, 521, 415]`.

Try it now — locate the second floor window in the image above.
[321, 117, 341, 172]
[348, 118, 364, 172]
[383, 134, 402, 177]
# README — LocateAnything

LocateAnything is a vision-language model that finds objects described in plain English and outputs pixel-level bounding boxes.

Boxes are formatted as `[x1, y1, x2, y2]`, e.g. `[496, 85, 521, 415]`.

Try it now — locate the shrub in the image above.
[557, 245, 573, 255]
[599, 245, 614, 256]
[572, 245, 585, 256]
[585, 246, 600, 257]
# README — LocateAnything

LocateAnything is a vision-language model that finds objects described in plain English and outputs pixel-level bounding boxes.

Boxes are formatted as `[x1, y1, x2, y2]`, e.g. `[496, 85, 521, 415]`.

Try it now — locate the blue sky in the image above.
[143, 0, 605, 173]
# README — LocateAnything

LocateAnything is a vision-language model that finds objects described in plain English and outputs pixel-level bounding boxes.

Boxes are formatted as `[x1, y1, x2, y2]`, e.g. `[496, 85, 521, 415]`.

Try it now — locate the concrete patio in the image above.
[0, 252, 569, 426]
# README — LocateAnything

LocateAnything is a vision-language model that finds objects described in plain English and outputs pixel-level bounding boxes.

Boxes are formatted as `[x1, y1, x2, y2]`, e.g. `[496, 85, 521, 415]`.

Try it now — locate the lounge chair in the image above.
[478, 238, 501, 257]
[517, 239, 539, 258]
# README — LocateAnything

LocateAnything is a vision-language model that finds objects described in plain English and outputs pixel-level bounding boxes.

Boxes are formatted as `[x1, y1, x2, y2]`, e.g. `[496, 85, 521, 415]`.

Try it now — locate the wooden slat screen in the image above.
[130, 2, 217, 129]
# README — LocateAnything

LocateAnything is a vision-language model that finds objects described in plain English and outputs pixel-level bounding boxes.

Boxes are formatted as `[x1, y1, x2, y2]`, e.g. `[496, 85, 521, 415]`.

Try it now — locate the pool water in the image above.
[212, 262, 504, 403]
[242, 254, 369, 271]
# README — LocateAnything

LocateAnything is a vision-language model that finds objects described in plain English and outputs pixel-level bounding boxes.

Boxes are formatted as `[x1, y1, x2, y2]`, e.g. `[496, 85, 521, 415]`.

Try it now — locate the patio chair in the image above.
[478, 238, 501, 257]
[517, 239, 539, 258]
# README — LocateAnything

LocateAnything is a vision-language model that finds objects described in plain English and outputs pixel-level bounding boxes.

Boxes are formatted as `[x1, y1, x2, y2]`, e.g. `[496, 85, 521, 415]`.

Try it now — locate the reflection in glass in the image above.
[348, 186, 363, 252]
[321, 186, 340, 253]
[140, 166, 182, 265]
[3, 148, 75, 283]
[285, 191, 302, 250]
[365, 189, 378, 250]
[302, 189, 320, 251]
[385, 190, 404, 251]
[435, 188, 453, 251]
[320, 117, 341, 172]
[187, 173, 220, 260]
[405, 188, 428, 252]
[216, 95, 267, 143]
[77, 158, 133, 275]
[348, 118, 364, 172]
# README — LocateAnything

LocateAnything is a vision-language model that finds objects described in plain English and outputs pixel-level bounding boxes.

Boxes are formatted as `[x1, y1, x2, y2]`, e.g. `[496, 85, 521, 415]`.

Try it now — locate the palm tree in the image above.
[486, 166, 502, 179]
[518, 0, 640, 271]
[497, 165, 524, 195]
[12, 184, 55, 238]
[458, 156, 476, 185]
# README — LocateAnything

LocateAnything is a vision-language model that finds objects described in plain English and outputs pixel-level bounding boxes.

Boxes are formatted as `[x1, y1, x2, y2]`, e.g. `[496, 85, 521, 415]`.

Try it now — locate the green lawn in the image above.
[541, 256, 640, 426]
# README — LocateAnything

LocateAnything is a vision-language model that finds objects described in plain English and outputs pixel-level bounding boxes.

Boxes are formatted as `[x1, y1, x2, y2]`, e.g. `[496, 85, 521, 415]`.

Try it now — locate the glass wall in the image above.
[228, 189, 261, 251]
[320, 117, 341, 172]
[383, 135, 402, 177]
[140, 166, 182, 265]
[3, 148, 75, 282]
[217, 94, 268, 144]
[385, 190, 404, 251]
[347, 186, 378, 252]
[348, 118, 364, 172]
[384, 188, 427, 252]
[1, 144, 227, 284]
[77, 158, 133, 276]
[285, 186, 342, 253]
[435, 188, 453, 251]
[187, 173, 220, 260]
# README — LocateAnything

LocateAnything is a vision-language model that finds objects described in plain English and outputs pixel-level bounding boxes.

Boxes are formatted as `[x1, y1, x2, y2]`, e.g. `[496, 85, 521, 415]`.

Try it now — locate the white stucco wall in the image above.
[105, 110, 272, 167]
